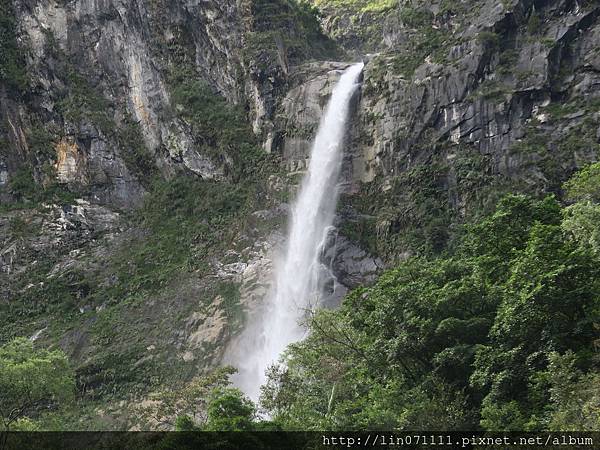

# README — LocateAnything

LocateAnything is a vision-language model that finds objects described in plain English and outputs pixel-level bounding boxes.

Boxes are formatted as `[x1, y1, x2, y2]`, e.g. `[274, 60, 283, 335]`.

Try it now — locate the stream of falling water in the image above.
[224, 63, 364, 402]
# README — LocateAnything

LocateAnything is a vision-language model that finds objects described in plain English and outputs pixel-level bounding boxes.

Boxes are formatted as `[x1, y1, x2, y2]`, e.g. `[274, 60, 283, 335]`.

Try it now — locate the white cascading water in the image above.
[224, 63, 364, 402]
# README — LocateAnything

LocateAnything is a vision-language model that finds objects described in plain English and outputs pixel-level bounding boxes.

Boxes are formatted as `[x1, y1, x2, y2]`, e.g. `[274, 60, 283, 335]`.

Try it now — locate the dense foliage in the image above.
[258, 166, 600, 431]
[0, 0, 28, 93]
[0, 338, 74, 431]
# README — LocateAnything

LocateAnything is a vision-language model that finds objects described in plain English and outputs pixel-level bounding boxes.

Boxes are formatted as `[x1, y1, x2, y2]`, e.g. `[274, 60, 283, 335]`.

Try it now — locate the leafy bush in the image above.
[204, 388, 256, 431]
[564, 162, 600, 203]
[0, 338, 75, 431]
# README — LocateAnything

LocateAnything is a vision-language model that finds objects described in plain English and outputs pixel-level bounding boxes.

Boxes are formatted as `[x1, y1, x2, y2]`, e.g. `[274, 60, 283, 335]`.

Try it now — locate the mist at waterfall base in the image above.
[223, 63, 364, 402]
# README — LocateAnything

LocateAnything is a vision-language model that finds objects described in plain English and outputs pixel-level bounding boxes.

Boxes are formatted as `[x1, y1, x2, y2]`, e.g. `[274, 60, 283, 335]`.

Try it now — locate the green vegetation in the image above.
[527, 10, 542, 35]
[546, 97, 600, 120]
[259, 181, 600, 430]
[106, 176, 258, 301]
[310, 0, 395, 13]
[117, 116, 158, 185]
[507, 106, 600, 194]
[361, 6, 452, 83]
[55, 69, 114, 134]
[1, 265, 88, 343]
[3, 167, 77, 211]
[1, 48, 286, 424]
[498, 49, 519, 75]
[167, 65, 273, 181]
[440, 0, 469, 17]
[148, 9, 278, 183]
[138, 167, 597, 432]
[1, 13, 287, 426]
[365, 161, 452, 254]
[565, 161, 600, 202]
[136, 366, 236, 429]
[400, 5, 434, 28]
[2, 0, 599, 434]
[136, 367, 281, 432]
[247, 0, 338, 69]
[204, 387, 256, 431]
[0, 171, 275, 398]
[0, 107, 78, 211]
[338, 143, 516, 260]
[2, 30, 155, 206]
[470, 79, 510, 101]
[11, 162, 599, 434]
[341, 103, 598, 262]
[0, 338, 75, 431]
[0, 0, 28, 93]
[399, 29, 450, 74]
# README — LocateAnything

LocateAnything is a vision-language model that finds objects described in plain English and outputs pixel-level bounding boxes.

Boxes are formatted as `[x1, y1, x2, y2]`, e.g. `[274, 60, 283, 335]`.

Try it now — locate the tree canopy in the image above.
[257, 170, 600, 431]
[0, 338, 75, 431]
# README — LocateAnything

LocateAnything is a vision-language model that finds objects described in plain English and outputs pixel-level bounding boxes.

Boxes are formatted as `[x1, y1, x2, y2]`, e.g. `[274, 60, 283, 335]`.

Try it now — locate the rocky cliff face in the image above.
[2, 0, 247, 208]
[305, 0, 600, 259]
[251, 0, 600, 260]
[1, 0, 599, 428]
[350, 0, 600, 188]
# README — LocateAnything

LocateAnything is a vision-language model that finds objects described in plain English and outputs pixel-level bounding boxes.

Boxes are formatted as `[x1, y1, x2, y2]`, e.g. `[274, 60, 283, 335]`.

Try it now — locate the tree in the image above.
[0, 338, 74, 431]
[562, 201, 600, 256]
[204, 388, 256, 431]
[546, 351, 600, 431]
[471, 221, 598, 428]
[564, 162, 600, 203]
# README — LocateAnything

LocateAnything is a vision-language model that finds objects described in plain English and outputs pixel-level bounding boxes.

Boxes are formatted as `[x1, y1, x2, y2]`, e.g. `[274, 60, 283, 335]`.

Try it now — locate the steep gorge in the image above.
[0, 0, 599, 429]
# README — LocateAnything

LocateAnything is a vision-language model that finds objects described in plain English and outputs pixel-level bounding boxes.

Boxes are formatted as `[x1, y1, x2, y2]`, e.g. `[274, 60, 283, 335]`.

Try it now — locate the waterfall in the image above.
[224, 63, 364, 402]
